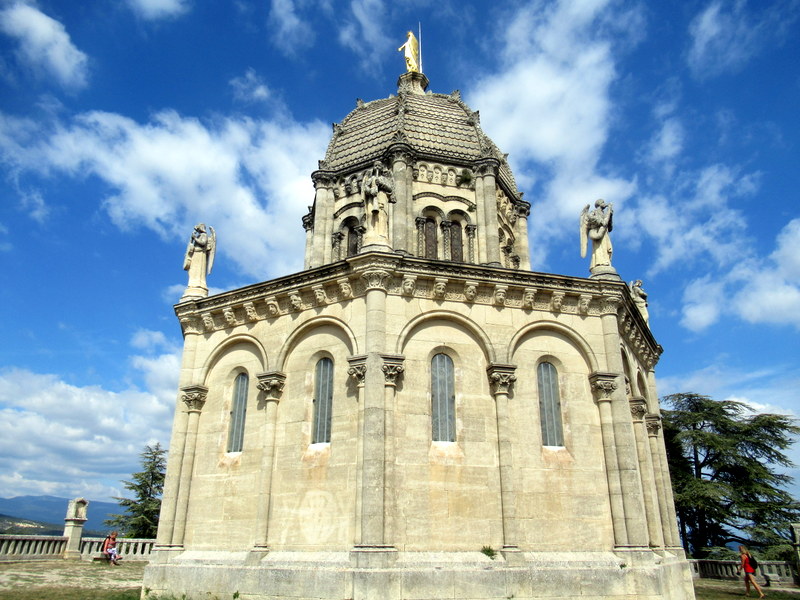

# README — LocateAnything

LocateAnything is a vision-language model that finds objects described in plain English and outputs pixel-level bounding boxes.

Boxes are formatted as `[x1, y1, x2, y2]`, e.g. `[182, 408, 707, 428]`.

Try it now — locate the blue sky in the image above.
[0, 0, 798, 504]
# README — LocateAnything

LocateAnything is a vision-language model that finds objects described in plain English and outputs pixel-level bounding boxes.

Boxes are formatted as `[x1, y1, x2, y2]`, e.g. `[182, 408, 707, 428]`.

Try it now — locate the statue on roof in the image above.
[182, 223, 216, 299]
[580, 199, 614, 272]
[362, 161, 395, 247]
[398, 31, 420, 73]
[629, 279, 650, 324]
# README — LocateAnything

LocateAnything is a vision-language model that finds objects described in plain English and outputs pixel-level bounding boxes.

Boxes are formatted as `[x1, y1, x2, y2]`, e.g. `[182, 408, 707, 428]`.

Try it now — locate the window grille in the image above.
[537, 361, 564, 446]
[227, 373, 248, 452]
[313, 357, 334, 443]
[431, 353, 455, 441]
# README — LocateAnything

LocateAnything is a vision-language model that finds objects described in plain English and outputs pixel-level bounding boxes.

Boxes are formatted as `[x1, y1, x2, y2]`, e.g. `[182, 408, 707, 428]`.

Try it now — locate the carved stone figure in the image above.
[398, 31, 420, 73]
[464, 283, 477, 302]
[580, 200, 614, 273]
[183, 224, 216, 298]
[402, 276, 416, 296]
[630, 279, 650, 324]
[362, 161, 395, 247]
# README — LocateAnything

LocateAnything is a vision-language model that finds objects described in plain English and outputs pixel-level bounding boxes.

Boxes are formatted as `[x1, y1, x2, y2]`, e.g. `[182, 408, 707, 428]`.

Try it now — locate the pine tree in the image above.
[662, 393, 800, 559]
[105, 443, 166, 538]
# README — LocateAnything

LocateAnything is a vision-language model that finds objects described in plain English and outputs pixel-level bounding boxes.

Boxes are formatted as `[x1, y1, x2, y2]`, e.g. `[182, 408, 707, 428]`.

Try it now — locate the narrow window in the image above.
[346, 224, 359, 257]
[227, 373, 248, 452]
[313, 357, 334, 443]
[431, 353, 455, 442]
[537, 362, 564, 446]
[450, 221, 463, 262]
[424, 217, 438, 259]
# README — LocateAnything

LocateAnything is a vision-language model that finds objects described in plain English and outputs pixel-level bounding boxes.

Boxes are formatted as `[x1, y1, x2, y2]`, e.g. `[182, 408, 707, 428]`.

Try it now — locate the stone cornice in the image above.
[173, 250, 661, 363]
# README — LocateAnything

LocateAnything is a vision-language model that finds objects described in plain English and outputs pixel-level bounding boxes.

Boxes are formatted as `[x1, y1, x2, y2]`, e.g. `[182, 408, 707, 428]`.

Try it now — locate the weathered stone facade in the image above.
[143, 72, 695, 599]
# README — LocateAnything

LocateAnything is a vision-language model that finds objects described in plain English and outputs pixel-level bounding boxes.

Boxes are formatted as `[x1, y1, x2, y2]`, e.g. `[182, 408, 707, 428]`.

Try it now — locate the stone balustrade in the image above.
[0, 534, 67, 561]
[689, 559, 797, 585]
[0, 533, 153, 562]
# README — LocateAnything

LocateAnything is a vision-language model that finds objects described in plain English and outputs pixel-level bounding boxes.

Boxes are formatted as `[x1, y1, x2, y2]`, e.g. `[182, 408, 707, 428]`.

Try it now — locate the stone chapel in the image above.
[143, 69, 696, 599]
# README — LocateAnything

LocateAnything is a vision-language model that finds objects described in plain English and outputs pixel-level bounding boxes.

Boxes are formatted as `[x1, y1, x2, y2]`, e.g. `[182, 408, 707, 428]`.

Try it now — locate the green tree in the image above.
[662, 392, 800, 559]
[105, 443, 166, 538]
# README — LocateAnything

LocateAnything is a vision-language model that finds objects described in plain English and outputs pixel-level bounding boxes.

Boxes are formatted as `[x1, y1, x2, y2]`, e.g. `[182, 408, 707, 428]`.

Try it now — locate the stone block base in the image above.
[142, 549, 695, 599]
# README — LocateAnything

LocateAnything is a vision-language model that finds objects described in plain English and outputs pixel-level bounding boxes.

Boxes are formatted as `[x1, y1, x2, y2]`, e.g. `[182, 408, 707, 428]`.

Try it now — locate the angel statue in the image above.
[629, 279, 650, 324]
[398, 31, 420, 73]
[362, 161, 395, 247]
[182, 223, 216, 299]
[580, 199, 615, 276]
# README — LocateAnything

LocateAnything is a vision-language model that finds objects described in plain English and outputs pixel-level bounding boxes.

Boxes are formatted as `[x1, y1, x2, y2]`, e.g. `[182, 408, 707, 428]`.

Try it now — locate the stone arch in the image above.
[200, 334, 268, 386]
[507, 320, 598, 372]
[276, 316, 358, 372]
[396, 310, 496, 364]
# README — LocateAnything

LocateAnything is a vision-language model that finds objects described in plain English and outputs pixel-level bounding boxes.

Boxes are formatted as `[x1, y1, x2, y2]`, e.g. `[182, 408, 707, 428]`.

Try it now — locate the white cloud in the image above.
[647, 117, 684, 166]
[268, 0, 314, 56]
[0, 108, 330, 280]
[0, 366, 174, 500]
[126, 0, 190, 21]
[687, 0, 798, 79]
[337, 0, 388, 72]
[230, 69, 272, 104]
[465, 0, 638, 267]
[0, 2, 88, 89]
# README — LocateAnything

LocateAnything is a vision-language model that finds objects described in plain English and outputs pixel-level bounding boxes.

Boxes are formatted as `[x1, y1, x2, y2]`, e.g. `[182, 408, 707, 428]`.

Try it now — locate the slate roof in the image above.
[321, 82, 521, 199]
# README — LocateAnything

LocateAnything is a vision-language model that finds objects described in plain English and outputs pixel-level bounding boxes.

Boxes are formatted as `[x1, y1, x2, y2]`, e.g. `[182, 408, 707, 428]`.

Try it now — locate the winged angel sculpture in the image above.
[183, 223, 216, 298]
[580, 199, 614, 271]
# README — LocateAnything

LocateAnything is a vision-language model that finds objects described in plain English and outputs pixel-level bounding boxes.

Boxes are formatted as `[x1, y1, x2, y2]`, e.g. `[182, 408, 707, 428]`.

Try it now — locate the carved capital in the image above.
[589, 372, 618, 403]
[337, 277, 353, 300]
[433, 277, 448, 299]
[551, 292, 565, 313]
[301, 212, 314, 231]
[360, 269, 391, 292]
[223, 307, 237, 327]
[629, 397, 647, 421]
[256, 371, 286, 401]
[244, 302, 258, 322]
[347, 355, 368, 387]
[645, 414, 662, 436]
[181, 385, 208, 412]
[493, 284, 508, 307]
[599, 293, 623, 316]
[381, 354, 405, 387]
[487, 364, 517, 395]
[179, 315, 202, 335]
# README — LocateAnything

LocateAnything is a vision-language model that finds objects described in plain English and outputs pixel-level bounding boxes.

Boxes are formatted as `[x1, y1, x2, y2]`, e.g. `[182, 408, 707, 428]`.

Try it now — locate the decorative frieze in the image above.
[181, 385, 208, 412]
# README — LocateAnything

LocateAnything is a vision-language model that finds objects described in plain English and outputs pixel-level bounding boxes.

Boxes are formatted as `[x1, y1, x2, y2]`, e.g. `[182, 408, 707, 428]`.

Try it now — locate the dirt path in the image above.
[0, 560, 145, 590]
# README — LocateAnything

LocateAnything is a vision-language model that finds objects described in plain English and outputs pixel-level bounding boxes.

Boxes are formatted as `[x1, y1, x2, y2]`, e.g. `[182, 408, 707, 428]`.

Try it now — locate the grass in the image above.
[694, 578, 800, 599]
[0, 588, 141, 600]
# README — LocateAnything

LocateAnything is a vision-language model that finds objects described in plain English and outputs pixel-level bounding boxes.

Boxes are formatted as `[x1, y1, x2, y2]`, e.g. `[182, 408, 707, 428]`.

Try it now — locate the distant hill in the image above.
[0, 513, 62, 536]
[0, 495, 124, 536]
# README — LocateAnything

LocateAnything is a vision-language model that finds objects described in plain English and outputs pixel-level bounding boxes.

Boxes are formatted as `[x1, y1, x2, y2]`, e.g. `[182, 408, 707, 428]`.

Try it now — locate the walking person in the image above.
[737, 545, 765, 598]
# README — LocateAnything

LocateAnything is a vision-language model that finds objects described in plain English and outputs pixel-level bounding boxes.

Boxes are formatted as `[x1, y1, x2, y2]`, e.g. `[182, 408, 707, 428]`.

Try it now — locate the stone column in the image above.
[390, 149, 414, 254]
[170, 384, 207, 547]
[415, 217, 426, 257]
[381, 354, 404, 546]
[487, 364, 520, 554]
[252, 371, 286, 551]
[465, 224, 477, 264]
[589, 372, 628, 546]
[310, 173, 335, 268]
[476, 159, 501, 265]
[645, 415, 675, 549]
[302, 212, 314, 269]
[440, 220, 452, 260]
[598, 295, 649, 548]
[354, 266, 393, 549]
[513, 203, 531, 270]
[332, 232, 344, 262]
[62, 498, 88, 560]
[647, 369, 682, 550]
[630, 397, 664, 548]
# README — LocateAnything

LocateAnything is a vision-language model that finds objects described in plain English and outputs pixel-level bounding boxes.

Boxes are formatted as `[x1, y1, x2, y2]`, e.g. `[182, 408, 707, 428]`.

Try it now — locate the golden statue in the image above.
[398, 31, 420, 73]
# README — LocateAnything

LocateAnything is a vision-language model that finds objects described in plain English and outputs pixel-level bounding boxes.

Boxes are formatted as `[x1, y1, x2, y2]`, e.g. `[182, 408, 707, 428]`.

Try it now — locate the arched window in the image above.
[346, 224, 359, 257]
[431, 353, 455, 442]
[424, 217, 438, 259]
[537, 362, 564, 446]
[313, 357, 334, 443]
[450, 221, 463, 262]
[227, 373, 248, 452]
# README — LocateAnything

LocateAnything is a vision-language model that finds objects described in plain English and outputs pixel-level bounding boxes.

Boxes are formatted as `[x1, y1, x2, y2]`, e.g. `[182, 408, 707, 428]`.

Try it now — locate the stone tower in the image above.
[143, 71, 695, 600]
